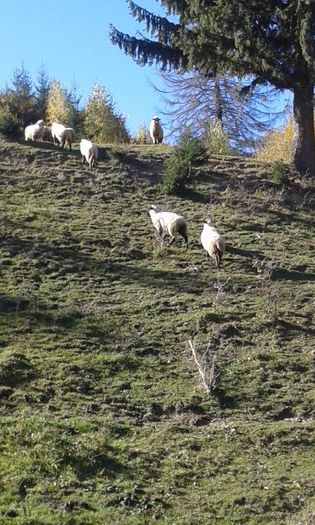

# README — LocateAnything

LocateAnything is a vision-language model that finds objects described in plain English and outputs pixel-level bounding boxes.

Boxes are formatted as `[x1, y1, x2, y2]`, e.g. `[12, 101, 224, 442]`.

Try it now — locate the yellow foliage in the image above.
[46, 80, 72, 126]
[256, 120, 293, 164]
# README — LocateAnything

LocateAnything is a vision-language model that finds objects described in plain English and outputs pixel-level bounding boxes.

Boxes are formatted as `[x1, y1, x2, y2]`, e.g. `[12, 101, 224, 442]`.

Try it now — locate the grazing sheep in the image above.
[149, 116, 163, 144]
[149, 205, 188, 247]
[51, 122, 75, 150]
[200, 218, 225, 268]
[80, 139, 98, 170]
[24, 120, 45, 141]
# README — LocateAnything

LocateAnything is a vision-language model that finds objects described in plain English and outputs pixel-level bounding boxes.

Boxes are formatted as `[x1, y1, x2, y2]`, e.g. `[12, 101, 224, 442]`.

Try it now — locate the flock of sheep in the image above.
[24, 120, 98, 170]
[24, 116, 164, 168]
[24, 117, 224, 267]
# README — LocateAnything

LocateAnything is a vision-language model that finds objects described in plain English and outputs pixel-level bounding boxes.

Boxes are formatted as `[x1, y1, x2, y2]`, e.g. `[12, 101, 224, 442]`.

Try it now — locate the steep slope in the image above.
[0, 140, 314, 524]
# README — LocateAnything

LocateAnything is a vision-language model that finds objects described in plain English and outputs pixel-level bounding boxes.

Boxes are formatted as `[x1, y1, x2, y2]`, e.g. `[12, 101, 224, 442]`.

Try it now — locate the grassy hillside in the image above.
[0, 139, 314, 525]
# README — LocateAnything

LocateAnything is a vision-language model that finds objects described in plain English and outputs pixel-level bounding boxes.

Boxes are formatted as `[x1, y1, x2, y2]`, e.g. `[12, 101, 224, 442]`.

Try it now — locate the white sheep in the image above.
[149, 205, 188, 247]
[200, 218, 225, 268]
[51, 122, 75, 150]
[24, 120, 45, 141]
[80, 139, 98, 170]
[149, 116, 163, 144]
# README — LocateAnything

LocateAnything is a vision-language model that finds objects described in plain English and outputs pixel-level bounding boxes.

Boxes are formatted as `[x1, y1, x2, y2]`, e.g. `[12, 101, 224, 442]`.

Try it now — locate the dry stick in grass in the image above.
[189, 339, 210, 394]
[189, 339, 221, 393]
[213, 277, 230, 307]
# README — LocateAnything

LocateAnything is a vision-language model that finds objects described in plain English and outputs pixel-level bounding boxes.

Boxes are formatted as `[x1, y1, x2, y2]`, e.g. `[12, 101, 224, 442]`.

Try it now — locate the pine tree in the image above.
[4, 64, 37, 126]
[35, 66, 50, 121]
[110, 1, 315, 176]
[46, 80, 73, 126]
[83, 83, 130, 144]
[66, 80, 84, 133]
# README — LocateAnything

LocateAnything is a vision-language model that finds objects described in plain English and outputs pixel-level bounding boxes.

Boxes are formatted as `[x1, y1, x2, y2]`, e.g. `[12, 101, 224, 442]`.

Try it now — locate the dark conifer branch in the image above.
[109, 26, 185, 69]
[128, 1, 177, 44]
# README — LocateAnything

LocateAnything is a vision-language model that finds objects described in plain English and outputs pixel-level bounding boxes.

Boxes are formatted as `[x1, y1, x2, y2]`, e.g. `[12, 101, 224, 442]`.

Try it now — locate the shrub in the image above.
[161, 130, 206, 194]
[0, 113, 21, 139]
[203, 119, 232, 156]
[134, 123, 151, 144]
[269, 161, 290, 185]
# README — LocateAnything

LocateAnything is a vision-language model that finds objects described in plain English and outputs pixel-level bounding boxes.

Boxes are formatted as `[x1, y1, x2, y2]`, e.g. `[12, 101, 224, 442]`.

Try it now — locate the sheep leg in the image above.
[169, 236, 175, 246]
[81, 155, 85, 164]
[160, 232, 167, 248]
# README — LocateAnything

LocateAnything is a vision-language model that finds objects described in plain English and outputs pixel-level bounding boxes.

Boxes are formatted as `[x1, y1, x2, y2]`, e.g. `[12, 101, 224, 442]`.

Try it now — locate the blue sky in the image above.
[1, 0, 290, 141]
[1, 0, 170, 137]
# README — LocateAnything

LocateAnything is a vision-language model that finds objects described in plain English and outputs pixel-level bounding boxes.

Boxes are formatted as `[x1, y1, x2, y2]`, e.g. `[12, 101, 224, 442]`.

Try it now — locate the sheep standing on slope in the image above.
[149, 205, 188, 248]
[51, 122, 75, 150]
[200, 218, 225, 268]
[24, 120, 45, 141]
[149, 116, 163, 144]
[80, 139, 98, 170]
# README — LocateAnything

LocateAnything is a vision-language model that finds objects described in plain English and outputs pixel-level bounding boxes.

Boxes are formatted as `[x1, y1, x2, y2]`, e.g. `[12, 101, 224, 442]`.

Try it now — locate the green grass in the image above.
[0, 139, 314, 524]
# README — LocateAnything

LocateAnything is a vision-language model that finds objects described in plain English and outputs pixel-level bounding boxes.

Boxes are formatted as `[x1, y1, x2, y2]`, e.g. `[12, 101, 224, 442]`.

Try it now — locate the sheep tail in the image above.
[177, 220, 188, 248]
[214, 245, 223, 268]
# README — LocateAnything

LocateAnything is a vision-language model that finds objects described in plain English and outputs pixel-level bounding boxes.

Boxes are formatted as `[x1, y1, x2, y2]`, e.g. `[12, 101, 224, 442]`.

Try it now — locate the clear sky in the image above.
[0, 0, 170, 137]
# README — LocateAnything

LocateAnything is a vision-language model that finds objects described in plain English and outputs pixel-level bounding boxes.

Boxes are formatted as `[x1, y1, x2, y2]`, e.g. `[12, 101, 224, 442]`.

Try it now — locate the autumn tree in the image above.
[46, 79, 73, 126]
[83, 83, 130, 143]
[110, 1, 315, 176]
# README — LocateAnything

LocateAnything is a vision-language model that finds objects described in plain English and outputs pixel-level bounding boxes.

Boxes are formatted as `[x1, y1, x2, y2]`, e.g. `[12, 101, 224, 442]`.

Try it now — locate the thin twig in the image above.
[189, 339, 211, 394]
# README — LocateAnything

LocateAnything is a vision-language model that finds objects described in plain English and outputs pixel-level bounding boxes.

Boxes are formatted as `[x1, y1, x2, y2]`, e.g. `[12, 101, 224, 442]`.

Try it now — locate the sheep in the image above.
[200, 218, 225, 268]
[80, 139, 98, 170]
[24, 120, 45, 141]
[149, 116, 163, 144]
[51, 122, 75, 150]
[60, 127, 75, 150]
[149, 205, 188, 248]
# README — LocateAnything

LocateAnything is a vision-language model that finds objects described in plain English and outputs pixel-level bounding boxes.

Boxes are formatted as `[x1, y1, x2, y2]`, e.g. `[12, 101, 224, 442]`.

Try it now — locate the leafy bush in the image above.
[161, 130, 206, 194]
[0, 113, 21, 139]
[203, 119, 232, 155]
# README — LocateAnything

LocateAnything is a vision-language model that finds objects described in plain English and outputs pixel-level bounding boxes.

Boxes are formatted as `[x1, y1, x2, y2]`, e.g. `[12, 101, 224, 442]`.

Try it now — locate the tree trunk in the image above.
[292, 82, 315, 177]
[214, 77, 223, 122]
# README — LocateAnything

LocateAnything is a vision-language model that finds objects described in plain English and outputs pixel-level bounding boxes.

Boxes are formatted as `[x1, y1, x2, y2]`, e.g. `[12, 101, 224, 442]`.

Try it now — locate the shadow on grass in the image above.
[273, 268, 315, 282]
[1, 233, 206, 294]
[226, 246, 315, 282]
[66, 452, 130, 481]
[0, 294, 84, 330]
[0, 295, 29, 313]
[276, 318, 315, 335]
[18, 139, 80, 157]
[101, 261, 205, 294]
[177, 187, 209, 204]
